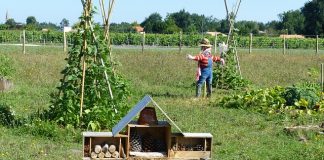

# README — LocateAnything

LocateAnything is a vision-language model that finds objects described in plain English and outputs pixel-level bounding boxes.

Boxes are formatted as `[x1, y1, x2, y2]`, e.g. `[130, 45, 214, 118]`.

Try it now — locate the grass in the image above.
[1, 45, 324, 159]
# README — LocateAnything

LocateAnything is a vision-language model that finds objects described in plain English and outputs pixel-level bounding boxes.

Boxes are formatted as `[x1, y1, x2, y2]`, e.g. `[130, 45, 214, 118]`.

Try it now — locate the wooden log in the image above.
[98, 152, 105, 159]
[91, 151, 98, 159]
[111, 151, 119, 158]
[105, 151, 112, 158]
[108, 144, 116, 153]
[94, 145, 102, 154]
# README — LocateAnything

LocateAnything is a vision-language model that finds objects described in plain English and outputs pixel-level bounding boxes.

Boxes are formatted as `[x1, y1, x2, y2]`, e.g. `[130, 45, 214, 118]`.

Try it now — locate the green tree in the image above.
[301, 0, 324, 35]
[236, 21, 260, 35]
[26, 16, 37, 25]
[26, 16, 39, 30]
[279, 10, 305, 34]
[163, 17, 181, 34]
[39, 22, 60, 30]
[265, 20, 281, 35]
[141, 13, 165, 33]
[5, 18, 16, 29]
[168, 9, 192, 33]
[110, 22, 135, 33]
[60, 18, 70, 29]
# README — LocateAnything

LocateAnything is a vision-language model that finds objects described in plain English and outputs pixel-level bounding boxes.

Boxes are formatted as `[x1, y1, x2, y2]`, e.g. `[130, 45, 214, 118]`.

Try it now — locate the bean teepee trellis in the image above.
[213, 0, 247, 89]
[46, 0, 130, 130]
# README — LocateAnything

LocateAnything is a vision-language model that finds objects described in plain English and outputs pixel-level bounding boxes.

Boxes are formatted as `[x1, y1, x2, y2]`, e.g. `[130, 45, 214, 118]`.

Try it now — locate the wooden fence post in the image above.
[316, 35, 319, 54]
[249, 33, 253, 54]
[141, 32, 145, 54]
[283, 35, 286, 55]
[22, 30, 26, 54]
[63, 31, 67, 52]
[214, 32, 218, 54]
[179, 31, 182, 54]
[321, 63, 324, 92]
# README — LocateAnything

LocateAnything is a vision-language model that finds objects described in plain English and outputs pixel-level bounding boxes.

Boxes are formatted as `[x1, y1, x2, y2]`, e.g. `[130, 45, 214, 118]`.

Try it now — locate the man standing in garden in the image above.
[187, 38, 225, 98]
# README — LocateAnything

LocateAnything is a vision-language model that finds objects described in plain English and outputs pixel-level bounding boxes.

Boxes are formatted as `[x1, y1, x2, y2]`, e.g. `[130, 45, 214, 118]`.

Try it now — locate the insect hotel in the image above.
[83, 95, 213, 159]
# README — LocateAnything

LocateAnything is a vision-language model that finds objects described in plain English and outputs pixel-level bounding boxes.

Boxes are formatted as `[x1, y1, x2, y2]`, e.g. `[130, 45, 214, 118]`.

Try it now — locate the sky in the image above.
[0, 0, 310, 25]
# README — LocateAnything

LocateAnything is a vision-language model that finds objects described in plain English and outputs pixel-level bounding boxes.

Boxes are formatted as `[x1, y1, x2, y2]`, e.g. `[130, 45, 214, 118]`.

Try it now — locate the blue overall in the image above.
[196, 57, 213, 97]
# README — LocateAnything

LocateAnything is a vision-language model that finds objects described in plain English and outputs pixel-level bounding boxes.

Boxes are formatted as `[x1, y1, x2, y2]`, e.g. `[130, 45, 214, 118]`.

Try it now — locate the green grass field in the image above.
[0, 45, 324, 159]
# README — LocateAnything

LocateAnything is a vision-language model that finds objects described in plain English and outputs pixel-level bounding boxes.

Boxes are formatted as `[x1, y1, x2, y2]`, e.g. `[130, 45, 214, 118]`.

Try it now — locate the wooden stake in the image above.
[142, 32, 145, 54]
[214, 32, 218, 54]
[316, 35, 319, 54]
[321, 63, 323, 92]
[179, 31, 182, 54]
[22, 30, 26, 54]
[283, 35, 286, 55]
[63, 31, 67, 52]
[249, 33, 252, 54]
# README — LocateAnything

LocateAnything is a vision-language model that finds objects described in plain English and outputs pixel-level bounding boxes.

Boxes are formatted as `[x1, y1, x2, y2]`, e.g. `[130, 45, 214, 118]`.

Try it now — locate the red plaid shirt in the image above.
[193, 54, 222, 68]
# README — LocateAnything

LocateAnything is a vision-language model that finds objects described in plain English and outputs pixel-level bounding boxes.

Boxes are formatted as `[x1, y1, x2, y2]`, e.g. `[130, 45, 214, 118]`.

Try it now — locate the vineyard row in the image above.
[1, 30, 324, 49]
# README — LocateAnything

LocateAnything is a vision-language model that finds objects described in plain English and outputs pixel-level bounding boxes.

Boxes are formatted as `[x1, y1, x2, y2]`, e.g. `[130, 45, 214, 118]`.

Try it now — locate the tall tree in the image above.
[168, 9, 192, 33]
[60, 18, 70, 29]
[26, 16, 37, 25]
[164, 16, 181, 34]
[141, 13, 165, 33]
[279, 10, 305, 34]
[301, 0, 324, 35]
[5, 18, 16, 29]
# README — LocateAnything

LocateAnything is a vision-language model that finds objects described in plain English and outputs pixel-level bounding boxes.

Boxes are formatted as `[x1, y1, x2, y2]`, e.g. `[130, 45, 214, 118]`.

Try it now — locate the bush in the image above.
[0, 54, 15, 79]
[0, 104, 16, 127]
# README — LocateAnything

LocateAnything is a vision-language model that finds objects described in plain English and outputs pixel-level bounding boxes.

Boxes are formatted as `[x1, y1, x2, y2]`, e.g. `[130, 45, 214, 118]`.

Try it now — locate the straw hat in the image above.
[198, 38, 212, 47]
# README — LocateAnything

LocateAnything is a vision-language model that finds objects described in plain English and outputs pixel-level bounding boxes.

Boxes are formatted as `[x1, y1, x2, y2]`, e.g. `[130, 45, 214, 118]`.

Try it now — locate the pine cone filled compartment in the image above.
[130, 127, 143, 152]
[128, 121, 170, 158]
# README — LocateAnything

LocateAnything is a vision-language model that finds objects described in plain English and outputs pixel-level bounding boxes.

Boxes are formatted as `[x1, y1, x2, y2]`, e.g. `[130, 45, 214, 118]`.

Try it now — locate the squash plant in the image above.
[45, 0, 130, 130]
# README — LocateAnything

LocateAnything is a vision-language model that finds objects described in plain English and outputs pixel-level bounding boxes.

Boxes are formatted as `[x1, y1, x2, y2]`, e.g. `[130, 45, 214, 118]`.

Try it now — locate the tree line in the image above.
[110, 0, 324, 36]
[1, 0, 323, 36]
[0, 16, 69, 31]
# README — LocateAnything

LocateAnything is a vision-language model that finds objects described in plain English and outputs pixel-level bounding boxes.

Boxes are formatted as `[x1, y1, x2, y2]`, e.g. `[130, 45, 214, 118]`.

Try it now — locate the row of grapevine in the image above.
[0, 30, 73, 44]
[1, 30, 324, 49]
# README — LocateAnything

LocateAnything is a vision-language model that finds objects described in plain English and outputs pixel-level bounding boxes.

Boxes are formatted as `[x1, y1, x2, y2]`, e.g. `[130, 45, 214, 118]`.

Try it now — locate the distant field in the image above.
[0, 45, 324, 159]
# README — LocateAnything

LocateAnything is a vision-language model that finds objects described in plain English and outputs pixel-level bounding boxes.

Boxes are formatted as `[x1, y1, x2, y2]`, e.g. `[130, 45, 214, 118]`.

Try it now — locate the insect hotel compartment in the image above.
[83, 132, 128, 160]
[127, 121, 171, 158]
[170, 133, 213, 159]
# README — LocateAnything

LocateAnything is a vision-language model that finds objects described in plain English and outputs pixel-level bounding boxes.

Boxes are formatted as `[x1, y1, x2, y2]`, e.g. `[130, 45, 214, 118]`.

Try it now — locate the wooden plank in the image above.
[173, 151, 210, 158]
[182, 133, 213, 138]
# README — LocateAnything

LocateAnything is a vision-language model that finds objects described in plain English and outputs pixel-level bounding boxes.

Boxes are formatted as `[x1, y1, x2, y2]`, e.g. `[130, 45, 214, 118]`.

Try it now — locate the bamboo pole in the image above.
[80, 0, 91, 118]
[249, 33, 252, 54]
[22, 30, 26, 54]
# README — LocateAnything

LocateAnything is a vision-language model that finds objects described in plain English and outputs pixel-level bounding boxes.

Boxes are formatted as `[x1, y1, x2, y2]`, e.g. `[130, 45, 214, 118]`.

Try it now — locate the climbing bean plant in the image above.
[44, 0, 130, 130]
